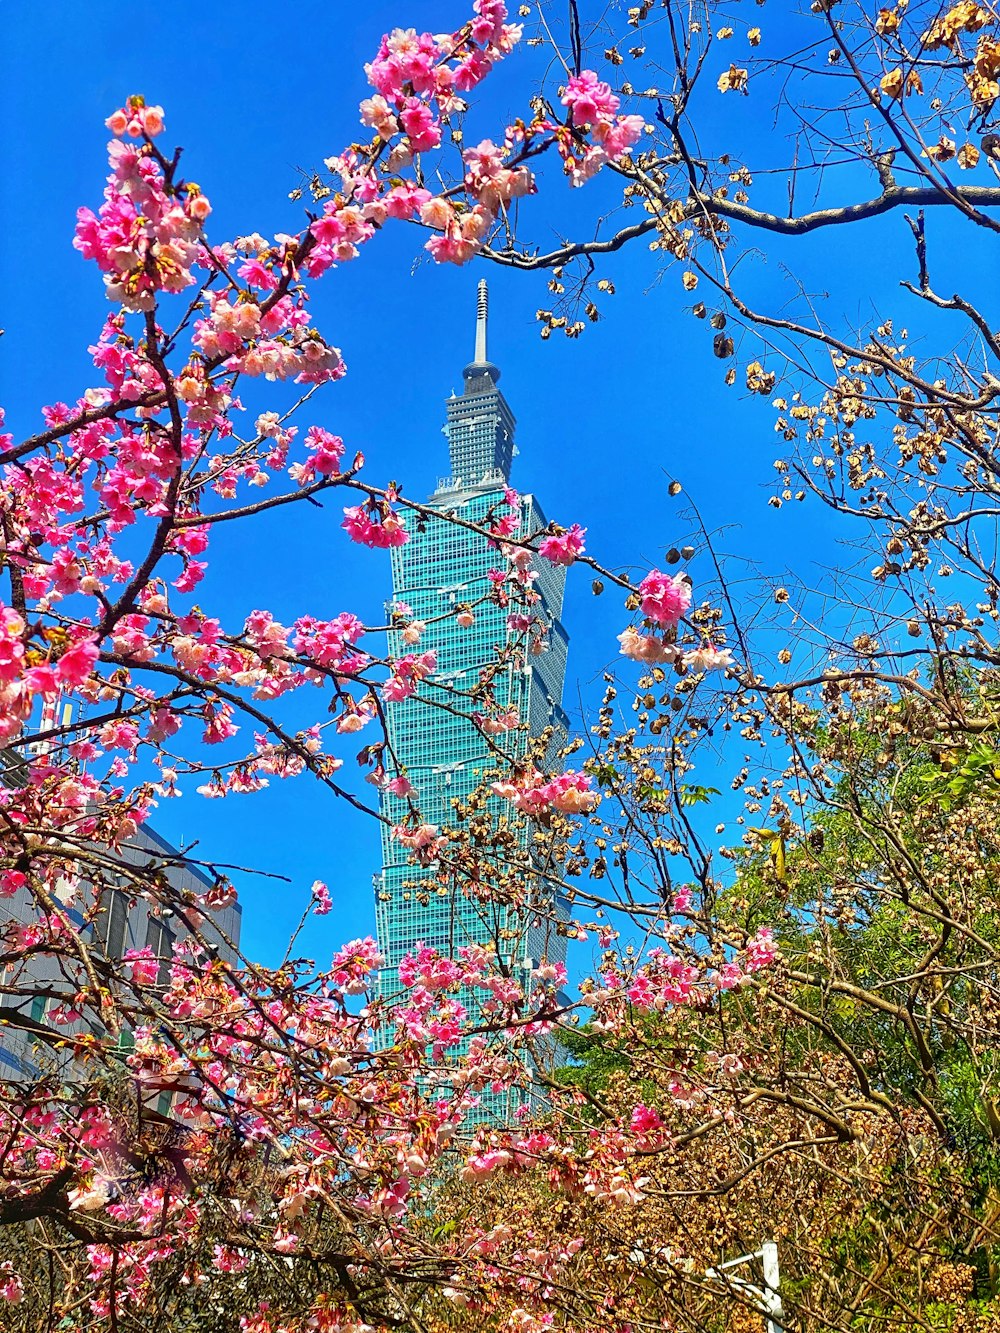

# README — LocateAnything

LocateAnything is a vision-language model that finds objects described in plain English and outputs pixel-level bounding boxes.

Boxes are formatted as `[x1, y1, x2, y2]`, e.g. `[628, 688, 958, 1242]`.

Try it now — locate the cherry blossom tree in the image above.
[0, 6, 666, 1329]
[12, 1, 1000, 1330]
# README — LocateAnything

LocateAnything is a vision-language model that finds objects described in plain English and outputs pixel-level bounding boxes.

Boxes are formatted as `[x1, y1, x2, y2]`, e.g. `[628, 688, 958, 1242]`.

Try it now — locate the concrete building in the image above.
[0, 817, 242, 1087]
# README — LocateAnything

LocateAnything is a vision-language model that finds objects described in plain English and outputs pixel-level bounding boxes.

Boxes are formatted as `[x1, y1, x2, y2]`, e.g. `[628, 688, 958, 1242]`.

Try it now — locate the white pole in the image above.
[761, 1241, 784, 1333]
[703, 1242, 784, 1333]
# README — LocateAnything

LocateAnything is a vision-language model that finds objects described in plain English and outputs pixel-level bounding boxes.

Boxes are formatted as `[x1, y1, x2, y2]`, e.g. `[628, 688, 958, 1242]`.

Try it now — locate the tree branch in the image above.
[483, 183, 1000, 270]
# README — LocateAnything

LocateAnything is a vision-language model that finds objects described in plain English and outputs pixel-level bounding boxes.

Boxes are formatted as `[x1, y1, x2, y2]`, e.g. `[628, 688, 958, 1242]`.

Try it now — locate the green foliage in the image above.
[678, 783, 720, 806]
[916, 740, 1000, 810]
[553, 1023, 632, 1097]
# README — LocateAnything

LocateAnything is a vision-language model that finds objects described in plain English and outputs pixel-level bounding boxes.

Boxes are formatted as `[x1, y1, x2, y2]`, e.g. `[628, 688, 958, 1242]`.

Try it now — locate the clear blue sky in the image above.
[2, 1, 971, 967]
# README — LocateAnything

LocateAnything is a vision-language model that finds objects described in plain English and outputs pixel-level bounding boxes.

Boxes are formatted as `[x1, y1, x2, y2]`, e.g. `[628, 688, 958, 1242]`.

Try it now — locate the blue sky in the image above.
[3, 1, 983, 968]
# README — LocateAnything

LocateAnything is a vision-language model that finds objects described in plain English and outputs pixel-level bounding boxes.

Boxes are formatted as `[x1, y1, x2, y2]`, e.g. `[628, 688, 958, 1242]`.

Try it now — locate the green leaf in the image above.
[679, 784, 721, 806]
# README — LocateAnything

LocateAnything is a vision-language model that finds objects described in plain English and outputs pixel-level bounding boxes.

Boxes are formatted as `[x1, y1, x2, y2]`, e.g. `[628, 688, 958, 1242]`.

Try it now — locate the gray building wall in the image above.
[0, 824, 242, 1081]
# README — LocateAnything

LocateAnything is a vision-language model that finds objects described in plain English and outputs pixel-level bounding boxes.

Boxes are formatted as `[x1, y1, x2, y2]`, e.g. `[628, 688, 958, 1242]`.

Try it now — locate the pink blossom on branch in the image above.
[637, 568, 692, 626]
[537, 523, 586, 566]
[561, 70, 622, 126]
[491, 767, 599, 816]
[0, 1262, 24, 1305]
[683, 642, 735, 672]
[311, 880, 333, 915]
[105, 97, 166, 139]
[342, 502, 408, 548]
[382, 649, 437, 702]
[617, 627, 679, 664]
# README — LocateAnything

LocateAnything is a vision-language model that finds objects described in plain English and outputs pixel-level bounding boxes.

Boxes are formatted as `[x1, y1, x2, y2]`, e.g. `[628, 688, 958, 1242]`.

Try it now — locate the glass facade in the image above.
[374, 283, 570, 1120]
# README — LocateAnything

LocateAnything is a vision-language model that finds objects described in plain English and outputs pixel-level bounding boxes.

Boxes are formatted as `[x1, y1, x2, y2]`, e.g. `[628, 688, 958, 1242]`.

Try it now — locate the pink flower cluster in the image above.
[743, 926, 779, 972]
[398, 943, 464, 991]
[490, 487, 523, 540]
[342, 501, 408, 548]
[684, 643, 734, 672]
[0, 870, 26, 900]
[473, 706, 519, 735]
[192, 295, 344, 389]
[616, 949, 701, 1010]
[124, 948, 161, 987]
[617, 570, 693, 665]
[618, 633, 734, 673]
[629, 1102, 669, 1148]
[311, 880, 333, 915]
[617, 627, 678, 664]
[638, 569, 692, 626]
[303, 5, 524, 269]
[392, 822, 447, 864]
[310, 7, 645, 269]
[105, 98, 165, 139]
[533, 959, 568, 986]
[491, 767, 599, 816]
[0, 1262, 23, 1305]
[329, 936, 385, 995]
[245, 610, 291, 661]
[366, 4, 519, 116]
[74, 121, 210, 313]
[559, 72, 645, 185]
[293, 426, 345, 486]
[0, 606, 99, 743]
[383, 650, 437, 702]
[537, 524, 586, 566]
[600, 930, 779, 1019]
[291, 612, 366, 673]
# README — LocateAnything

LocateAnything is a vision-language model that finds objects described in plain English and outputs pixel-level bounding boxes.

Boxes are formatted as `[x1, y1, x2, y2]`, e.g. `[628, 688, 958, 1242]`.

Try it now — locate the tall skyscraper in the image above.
[375, 282, 570, 1117]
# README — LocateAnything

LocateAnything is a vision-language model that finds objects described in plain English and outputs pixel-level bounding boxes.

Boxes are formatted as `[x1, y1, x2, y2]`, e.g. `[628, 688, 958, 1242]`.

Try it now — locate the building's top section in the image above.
[443, 280, 516, 491]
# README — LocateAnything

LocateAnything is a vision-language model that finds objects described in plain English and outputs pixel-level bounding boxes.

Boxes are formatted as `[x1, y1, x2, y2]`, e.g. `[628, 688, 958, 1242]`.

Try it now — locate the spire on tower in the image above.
[475, 278, 489, 364]
[463, 278, 500, 389]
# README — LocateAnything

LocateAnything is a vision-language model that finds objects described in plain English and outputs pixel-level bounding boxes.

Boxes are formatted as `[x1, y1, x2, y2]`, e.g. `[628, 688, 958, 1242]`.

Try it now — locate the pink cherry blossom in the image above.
[0, 1263, 24, 1304]
[637, 569, 692, 627]
[382, 650, 437, 702]
[683, 643, 734, 672]
[342, 503, 408, 548]
[124, 948, 161, 987]
[744, 927, 779, 972]
[617, 627, 678, 664]
[56, 638, 100, 688]
[0, 870, 26, 899]
[491, 767, 599, 816]
[561, 70, 621, 126]
[311, 880, 333, 915]
[537, 524, 586, 565]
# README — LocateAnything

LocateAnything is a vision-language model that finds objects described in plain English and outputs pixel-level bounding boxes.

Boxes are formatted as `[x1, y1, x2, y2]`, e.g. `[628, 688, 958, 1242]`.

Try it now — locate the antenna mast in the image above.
[475, 279, 488, 364]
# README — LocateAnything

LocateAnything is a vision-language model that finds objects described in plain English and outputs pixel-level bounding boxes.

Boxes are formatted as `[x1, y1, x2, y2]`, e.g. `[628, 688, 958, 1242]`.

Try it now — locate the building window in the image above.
[95, 886, 129, 961]
[145, 915, 176, 986]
